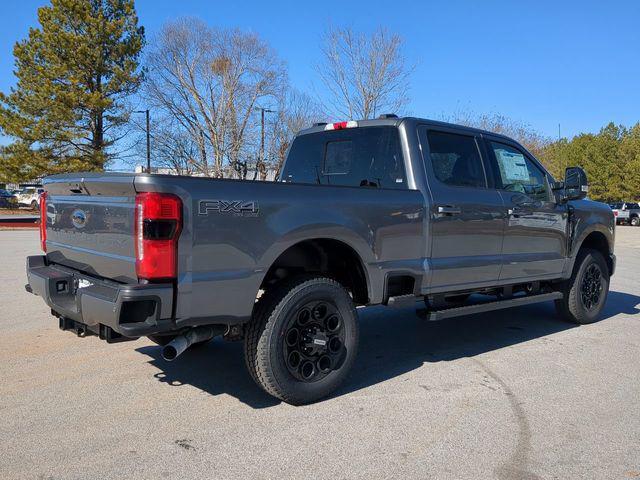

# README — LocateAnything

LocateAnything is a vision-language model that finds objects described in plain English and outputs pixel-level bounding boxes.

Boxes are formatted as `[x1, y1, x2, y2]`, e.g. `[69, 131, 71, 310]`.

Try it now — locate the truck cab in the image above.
[283, 117, 614, 296]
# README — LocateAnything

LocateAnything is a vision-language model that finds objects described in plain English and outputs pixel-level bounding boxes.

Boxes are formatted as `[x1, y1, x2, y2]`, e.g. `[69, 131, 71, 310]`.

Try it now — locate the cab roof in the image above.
[297, 116, 514, 143]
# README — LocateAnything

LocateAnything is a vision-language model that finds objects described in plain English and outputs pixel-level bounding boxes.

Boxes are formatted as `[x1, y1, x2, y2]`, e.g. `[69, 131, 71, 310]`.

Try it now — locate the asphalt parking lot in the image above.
[1, 228, 639, 480]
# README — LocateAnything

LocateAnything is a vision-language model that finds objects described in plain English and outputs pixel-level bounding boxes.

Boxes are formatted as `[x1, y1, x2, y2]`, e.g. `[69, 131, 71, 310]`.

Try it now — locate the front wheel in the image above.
[555, 248, 609, 324]
[244, 276, 359, 405]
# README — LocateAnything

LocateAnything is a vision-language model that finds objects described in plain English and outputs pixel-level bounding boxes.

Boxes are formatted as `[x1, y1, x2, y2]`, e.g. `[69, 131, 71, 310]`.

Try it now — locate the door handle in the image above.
[437, 205, 461, 215]
[509, 200, 542, 216]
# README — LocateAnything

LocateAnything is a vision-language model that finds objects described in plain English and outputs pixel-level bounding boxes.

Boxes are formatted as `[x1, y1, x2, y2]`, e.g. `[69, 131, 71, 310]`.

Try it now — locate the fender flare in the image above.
[255, 227, 378, 303]
[565, 224, 613, 277]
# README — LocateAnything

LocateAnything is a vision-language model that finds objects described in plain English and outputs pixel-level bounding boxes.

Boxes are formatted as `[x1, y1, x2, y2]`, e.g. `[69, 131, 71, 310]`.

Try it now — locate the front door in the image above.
[483, 138, 568, 281]
[418, 127, 505, 292]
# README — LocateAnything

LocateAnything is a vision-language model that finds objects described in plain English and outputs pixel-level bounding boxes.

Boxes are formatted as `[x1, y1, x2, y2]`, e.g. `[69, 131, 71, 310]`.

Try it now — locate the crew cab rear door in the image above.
[482, 136, 568, 280]
[418, 126, 505, 291]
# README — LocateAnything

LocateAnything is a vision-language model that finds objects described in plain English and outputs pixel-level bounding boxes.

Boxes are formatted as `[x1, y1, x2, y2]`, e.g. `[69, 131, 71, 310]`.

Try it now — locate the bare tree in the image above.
[144, 18, 286, 177]
[317, 26, 412, 120]
[151, 119, 199, 175]
[449, 110, 550, 159]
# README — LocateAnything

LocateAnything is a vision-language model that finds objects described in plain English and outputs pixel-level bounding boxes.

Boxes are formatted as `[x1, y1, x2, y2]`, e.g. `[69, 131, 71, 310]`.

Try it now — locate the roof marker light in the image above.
[324, 121, 358, 131]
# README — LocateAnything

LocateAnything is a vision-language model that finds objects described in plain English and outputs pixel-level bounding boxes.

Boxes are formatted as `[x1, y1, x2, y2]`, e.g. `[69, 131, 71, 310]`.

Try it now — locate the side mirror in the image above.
[563, 166, 588, 201]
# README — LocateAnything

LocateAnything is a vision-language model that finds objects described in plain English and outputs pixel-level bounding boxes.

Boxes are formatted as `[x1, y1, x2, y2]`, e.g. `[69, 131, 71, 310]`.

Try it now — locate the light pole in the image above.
[255, 107, 275, 179]
[135, 109, 151, 173]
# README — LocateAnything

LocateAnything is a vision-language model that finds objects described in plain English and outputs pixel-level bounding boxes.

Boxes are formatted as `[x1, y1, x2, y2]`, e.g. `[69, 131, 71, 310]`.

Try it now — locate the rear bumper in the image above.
[26, 255, 175, 338]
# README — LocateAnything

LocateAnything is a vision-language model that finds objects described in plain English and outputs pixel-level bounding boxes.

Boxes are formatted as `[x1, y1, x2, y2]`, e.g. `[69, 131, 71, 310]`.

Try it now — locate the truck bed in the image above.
[42, 172, 425, 325]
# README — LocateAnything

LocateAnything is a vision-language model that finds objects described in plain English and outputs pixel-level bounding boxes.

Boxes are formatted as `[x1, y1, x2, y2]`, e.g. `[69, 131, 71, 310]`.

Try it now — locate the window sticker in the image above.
[495, 148, 529, 182]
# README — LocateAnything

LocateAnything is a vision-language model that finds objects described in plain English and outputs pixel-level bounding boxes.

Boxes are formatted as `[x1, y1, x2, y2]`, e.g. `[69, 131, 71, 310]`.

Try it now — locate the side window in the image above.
[488, 142, 549, 201]
[426, 131, 486, 188]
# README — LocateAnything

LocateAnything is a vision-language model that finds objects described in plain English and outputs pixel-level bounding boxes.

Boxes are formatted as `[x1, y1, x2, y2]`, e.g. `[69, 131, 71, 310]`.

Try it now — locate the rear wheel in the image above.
[244, 276, 359, 405]
[631, 216, 639, 227]
[555, 248, 609, 324]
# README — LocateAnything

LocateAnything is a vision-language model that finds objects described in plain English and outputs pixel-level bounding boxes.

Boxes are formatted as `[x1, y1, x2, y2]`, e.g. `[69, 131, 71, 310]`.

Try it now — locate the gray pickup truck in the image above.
[610, 202, 640, 226]
[26, 116, 615, 405]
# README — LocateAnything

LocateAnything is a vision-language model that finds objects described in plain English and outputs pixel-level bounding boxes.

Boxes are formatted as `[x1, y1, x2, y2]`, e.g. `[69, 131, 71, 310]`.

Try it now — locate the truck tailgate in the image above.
[43, 174, 138, 283]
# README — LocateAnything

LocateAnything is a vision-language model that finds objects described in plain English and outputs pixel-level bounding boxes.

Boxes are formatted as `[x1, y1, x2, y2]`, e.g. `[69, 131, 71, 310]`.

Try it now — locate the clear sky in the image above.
[0, 0, 638, 141]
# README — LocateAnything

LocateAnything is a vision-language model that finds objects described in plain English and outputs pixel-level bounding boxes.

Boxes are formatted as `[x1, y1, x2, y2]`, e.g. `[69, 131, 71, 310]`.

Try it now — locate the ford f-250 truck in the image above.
[26, 116, 615, 405]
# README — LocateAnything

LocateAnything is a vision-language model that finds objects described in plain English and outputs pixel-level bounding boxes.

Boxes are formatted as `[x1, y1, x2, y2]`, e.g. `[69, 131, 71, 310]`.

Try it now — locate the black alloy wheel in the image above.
[283, 300, 346, 383]
[580, 263, 603, 311]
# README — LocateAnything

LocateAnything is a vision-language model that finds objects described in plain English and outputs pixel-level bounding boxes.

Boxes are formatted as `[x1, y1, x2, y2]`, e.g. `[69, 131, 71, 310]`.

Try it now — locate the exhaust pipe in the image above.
[162, 325, 227, 361]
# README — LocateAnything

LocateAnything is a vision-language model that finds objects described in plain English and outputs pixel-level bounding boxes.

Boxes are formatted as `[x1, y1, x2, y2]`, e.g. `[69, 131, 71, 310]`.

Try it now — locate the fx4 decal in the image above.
[198, 199, 259, 217]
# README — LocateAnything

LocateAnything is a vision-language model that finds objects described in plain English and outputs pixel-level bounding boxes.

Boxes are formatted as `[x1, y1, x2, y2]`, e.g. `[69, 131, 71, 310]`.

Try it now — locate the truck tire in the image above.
[30, 200, 38, 210]
[631, 216, 639, 227]
[244, 276, 359, 405]
[555, 248, 609, 324]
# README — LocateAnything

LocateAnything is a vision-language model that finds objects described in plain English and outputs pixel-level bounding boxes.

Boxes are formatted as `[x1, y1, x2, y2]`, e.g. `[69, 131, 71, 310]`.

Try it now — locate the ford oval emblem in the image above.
[71, 209, 87, 229]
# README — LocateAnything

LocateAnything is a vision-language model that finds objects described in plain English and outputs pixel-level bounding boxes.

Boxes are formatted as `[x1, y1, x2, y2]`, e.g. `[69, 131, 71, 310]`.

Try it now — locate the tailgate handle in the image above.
[67, 181, 90, 195]
[437, 205, 461, 215]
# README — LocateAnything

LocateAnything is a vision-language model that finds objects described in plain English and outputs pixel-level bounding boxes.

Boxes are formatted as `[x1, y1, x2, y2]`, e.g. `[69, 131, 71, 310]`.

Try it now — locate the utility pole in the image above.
[256, 107, 275, 180]
[135, 109, 151, 173]
[558, 123, 561, 142]
[145, 109, 151, 173]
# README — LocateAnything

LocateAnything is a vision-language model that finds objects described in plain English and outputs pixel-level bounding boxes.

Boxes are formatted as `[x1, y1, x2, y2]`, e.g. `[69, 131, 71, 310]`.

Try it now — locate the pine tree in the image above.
[0, 0, 144, 182]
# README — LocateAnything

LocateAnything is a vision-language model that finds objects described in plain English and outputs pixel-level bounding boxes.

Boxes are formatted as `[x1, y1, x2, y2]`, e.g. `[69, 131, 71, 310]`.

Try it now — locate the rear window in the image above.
[282, 126, 407, 189]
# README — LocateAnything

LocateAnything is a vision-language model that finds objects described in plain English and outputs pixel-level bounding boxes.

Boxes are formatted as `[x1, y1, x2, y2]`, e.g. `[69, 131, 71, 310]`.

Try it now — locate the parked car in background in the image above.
[16, 187, 44, 209]
[0, 189, 18, 209]
[610, 202, 640, 226]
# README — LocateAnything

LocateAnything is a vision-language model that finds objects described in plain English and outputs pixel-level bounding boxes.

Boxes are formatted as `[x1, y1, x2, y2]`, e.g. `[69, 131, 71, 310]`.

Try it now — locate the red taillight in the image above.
[134, 192, 182, 281]
[39, 192, 47, 252]
[613, 210, 618, 217]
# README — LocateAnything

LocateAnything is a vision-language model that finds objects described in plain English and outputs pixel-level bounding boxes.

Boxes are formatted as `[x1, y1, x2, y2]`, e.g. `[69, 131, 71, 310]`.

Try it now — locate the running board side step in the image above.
[420, 292, 563, 321]
[386, 294, 420, 309]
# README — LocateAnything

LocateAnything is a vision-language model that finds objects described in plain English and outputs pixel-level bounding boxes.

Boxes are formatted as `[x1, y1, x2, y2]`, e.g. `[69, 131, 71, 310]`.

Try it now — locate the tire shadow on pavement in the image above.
[135, 290, 639, 407]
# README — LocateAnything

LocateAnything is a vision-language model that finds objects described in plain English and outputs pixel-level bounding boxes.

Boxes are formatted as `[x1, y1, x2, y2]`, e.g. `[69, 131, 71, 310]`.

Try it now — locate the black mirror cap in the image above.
[564, 166, 589, 201]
